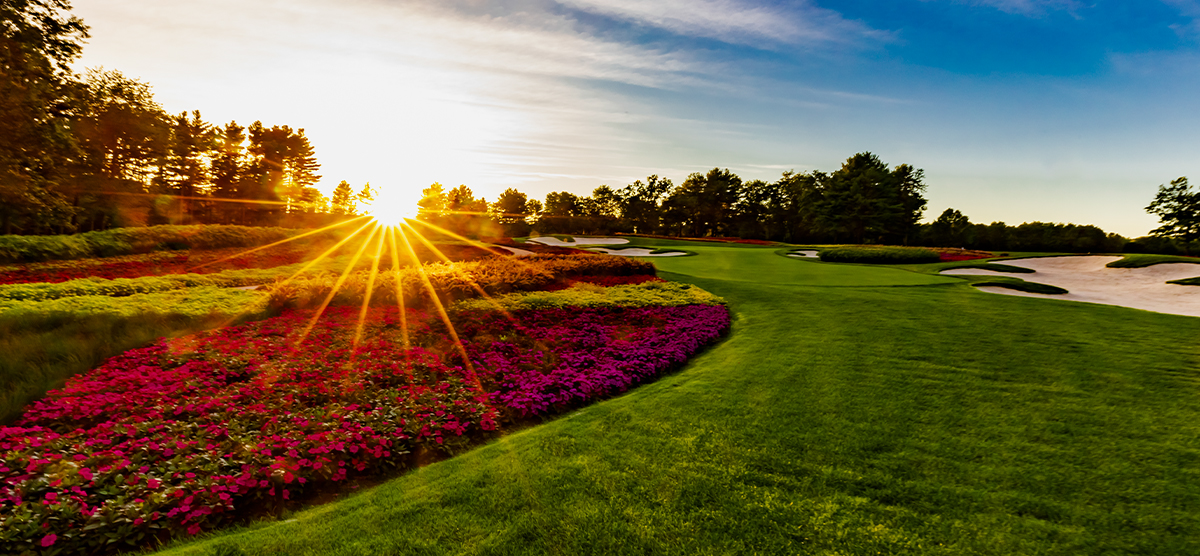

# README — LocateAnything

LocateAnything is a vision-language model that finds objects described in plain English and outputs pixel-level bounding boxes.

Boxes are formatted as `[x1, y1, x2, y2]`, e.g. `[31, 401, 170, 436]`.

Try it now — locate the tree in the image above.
[330, 180, 356, 216]
[619, 175, 672, 234]
[491, 188, 531, 236]
[442, 185, 493, 238]
[1146, 177, 1200, 254]
[285, 130, 321, 210]
[774, 170, 824, 243]
[539, 191, 582, 234]
[664, 168, 742, 237]
[813, 153, 928, 244]
[76, 68, 171, 186]
[160, 110, 214, 223]
[927, 208, 972, 247]
[0, 0, 89, 233]
[355, 182, 376, 215]
[208, 121, 245, 223]
[887, 164, 928, 245]
[416, 182, 446, 222]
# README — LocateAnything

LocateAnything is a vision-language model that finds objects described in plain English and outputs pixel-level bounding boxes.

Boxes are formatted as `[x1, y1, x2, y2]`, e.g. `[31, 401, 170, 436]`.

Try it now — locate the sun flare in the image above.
[365, 187, 420, 225]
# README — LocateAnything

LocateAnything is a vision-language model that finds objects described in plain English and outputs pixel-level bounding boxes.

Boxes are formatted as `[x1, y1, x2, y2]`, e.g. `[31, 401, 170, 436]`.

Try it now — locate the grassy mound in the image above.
[1167, 276, 1200, 286]
[973, 280, 1069, 295]
[819, 246, 941, 264]
[1107, 254, 1200, 268]
[943, 262, 1035, 274]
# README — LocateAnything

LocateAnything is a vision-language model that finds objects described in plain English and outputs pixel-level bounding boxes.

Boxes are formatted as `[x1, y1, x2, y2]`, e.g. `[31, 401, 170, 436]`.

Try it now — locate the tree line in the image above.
[417, 153, 1191, 254]
[0, 1, 370, 235]
[419, 152, 932, 246]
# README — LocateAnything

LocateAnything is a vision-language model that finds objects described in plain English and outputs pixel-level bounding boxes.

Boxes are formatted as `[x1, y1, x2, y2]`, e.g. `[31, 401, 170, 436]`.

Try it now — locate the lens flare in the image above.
[365, 186, 420, 225]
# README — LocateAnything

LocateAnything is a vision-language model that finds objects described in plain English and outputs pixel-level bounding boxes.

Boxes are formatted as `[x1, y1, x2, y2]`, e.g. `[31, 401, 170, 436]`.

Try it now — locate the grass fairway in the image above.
[159, 243, 1200, 556]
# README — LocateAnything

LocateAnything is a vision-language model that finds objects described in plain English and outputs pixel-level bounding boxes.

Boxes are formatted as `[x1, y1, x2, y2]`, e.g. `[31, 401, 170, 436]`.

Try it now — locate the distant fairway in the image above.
[161, 242, 1200, 556]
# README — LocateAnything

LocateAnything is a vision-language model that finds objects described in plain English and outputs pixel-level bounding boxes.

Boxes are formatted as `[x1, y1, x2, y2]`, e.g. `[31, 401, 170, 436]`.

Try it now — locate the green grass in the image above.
[150, 242, 1200, 556]
[1108, 254, 1200, 268]
[1167, 277, 1200, 286]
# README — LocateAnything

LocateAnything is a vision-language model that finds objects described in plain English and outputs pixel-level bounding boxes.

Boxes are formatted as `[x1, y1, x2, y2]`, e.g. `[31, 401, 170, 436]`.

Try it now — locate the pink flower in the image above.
[44, 492, 57, 502]
[79, 467, 93, 481]
[187, 524, 201, 535]
[41, 533, 57, 547]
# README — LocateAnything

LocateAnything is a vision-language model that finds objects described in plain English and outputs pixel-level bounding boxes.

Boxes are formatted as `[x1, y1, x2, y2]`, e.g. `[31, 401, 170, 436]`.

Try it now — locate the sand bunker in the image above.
[493, 245, 534, 257]
[586, 247, 687, 257]
[942, 256, 1200, 317]
[526, 236, 629, 247]
[787, 250, 819, 259]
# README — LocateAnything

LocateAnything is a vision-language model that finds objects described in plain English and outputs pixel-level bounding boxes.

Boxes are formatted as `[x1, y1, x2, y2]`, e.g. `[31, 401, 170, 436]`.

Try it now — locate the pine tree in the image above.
[330, 180, 355, 216]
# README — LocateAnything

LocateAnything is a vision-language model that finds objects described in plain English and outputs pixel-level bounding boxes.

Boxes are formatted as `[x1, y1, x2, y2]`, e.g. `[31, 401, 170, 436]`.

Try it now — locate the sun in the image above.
[365, 186, 420, 225]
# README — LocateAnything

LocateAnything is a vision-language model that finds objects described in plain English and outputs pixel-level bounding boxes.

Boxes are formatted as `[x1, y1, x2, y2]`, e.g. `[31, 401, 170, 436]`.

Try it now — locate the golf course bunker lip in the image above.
[526, 236, 629, 247]
[964, 256, 1200, 318]
[586, 247, 688, 257]
[787, 250, 819, 259]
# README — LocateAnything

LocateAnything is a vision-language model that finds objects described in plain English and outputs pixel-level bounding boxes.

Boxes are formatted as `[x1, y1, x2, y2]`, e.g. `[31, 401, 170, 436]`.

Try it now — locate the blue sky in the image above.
[73, 0, 1200, 236]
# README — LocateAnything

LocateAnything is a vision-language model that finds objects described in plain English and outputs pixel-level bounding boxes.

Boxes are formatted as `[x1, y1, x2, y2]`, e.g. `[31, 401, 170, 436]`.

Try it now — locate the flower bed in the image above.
[933, 248, 993, 262]
[1, 296, 728, 554]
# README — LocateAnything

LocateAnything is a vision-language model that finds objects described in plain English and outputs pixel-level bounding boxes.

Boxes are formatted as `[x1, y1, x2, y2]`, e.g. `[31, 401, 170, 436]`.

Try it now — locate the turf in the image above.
[142, 243, 1200, 555]
[1107, 254, 1200, 268]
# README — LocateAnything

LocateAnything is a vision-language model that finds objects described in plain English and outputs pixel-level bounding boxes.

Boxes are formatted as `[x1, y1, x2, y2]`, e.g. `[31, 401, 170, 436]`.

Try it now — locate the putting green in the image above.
[643, 243, 958, 287]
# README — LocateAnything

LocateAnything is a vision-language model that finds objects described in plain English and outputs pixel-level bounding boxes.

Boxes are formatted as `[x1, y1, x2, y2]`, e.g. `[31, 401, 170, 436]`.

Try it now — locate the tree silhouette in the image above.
[331, 180, 356, 216]
[1146, 177, 1200, 254]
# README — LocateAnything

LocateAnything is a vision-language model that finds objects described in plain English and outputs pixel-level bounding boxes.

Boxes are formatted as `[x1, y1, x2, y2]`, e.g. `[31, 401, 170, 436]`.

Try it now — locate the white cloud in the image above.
[556, 0, 888, 47]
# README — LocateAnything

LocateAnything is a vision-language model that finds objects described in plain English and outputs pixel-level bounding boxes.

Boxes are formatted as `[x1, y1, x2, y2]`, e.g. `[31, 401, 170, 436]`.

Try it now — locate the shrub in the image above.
[819, 246, 941, 264]
[0, 224, 357, 264]
[267, 255, 658, 310]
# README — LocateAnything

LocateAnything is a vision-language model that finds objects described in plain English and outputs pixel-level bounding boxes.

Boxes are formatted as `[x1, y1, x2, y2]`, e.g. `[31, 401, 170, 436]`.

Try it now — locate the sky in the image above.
[71, 0, 1200, 237]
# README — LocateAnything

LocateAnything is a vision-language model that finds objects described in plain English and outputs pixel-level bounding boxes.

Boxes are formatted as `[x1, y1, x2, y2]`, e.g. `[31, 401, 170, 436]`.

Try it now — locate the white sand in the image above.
[526, 236, 629, 247]
[944, 256, 1200, 317]
[586, 247, 688, 257]
[493, 245, 534, 257]
[787, 250, 819, 259]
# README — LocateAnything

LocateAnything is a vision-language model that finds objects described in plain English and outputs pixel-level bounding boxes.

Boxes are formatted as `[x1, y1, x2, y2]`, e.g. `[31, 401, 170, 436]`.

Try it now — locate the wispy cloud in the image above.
[950, 0, 1082, 17]
[1162, 0, 1200, 36]
[555, 0, 889, 47]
